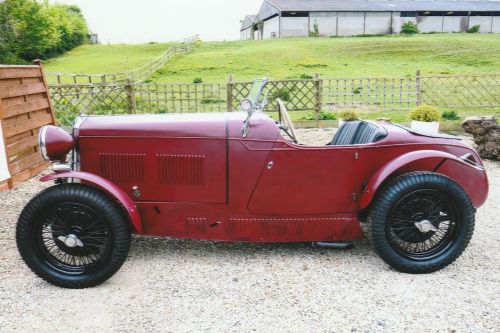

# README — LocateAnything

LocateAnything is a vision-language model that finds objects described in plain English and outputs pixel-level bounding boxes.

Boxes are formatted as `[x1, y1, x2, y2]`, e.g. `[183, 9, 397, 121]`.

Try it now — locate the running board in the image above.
[312, 242, 354, 250]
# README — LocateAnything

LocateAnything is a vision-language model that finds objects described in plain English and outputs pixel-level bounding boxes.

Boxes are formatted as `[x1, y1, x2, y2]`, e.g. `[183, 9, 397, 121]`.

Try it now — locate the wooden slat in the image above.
[1, 98, 49, 119]
[6, 134, 39, 157]
[0, 180, 9, 193]
[0, 67, 42, 79]
[3, 113, 52, 138]
[0, 82, 46, 99]
[9, 151, 43, 175]
[9, 160, 50, 187]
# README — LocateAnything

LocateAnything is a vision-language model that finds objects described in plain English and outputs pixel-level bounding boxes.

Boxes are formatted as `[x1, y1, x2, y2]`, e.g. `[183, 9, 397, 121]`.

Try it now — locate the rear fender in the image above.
[359, 150, 488, 210]
[40, 171, 142, 234]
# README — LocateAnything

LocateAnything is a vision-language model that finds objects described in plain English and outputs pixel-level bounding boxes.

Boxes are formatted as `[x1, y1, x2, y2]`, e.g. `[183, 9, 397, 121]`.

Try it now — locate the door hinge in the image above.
[354, 152, 359, 160]
[352, 192, 357, 201]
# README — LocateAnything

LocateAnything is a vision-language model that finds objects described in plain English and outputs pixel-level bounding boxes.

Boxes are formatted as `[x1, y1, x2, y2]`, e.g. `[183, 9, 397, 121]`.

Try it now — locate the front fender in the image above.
[40, 171, 142, 234]
[359, 150, 489, 210]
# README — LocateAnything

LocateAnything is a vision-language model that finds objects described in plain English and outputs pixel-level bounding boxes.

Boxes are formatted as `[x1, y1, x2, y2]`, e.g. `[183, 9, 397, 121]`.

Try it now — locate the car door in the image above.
[248, 141, 357, 214]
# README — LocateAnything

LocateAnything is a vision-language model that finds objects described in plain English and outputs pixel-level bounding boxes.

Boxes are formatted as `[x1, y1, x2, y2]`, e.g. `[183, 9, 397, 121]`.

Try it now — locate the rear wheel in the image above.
[17, 184, 131, 288]
[369, 172, 475, 273]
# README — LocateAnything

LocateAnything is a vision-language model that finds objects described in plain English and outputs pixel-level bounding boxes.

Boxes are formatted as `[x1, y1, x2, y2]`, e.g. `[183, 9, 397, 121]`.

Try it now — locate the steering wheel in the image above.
[276, 99, 298, 143]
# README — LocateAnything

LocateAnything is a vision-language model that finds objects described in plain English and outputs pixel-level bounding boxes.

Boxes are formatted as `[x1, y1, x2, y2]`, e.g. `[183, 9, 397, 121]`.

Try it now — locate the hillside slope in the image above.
[150, 34, 500, 83]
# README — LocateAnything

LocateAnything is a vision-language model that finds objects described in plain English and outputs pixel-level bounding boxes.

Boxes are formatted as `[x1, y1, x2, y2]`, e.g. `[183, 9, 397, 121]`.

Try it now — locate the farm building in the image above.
[240, 0, 500, 39]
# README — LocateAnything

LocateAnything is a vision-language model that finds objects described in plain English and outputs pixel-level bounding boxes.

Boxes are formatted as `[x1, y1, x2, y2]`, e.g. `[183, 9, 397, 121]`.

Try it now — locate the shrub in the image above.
[193, 77, 203, 84]
[339, 110, 360, 121]
[299, 73, 313, 80]
[401, 21, 419, 34]
[309, 20, 319, 37]
[301, 111, 337, 121]
[467, 25, 480, 33]
[353, 87, 362, 94]
[442, 110, 459, 120]
[270, 87, 295, 102]
[409, 105, 440, 122]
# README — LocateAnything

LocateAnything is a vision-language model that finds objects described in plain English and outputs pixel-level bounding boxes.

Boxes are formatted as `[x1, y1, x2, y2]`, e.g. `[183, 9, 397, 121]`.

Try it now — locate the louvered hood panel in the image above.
[78, 113, 228, 139]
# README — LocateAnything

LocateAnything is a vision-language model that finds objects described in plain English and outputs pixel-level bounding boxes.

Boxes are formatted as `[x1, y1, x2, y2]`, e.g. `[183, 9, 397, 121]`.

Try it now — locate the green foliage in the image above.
[0, 0, 89, 64]
[309, 20, 320, 37]
[193, 77, 203, 84]
[442, 110, 459, 120]
[353, 87, 362, 94]
[467, 25, 480, 33]
[409, 104, 440, 122]
[299, 73, 313, 79]
[270, 87, 295, 103]
[301, 111, 337, 121]
[401, 21, 419, 34]
[339, 110, 360, 121]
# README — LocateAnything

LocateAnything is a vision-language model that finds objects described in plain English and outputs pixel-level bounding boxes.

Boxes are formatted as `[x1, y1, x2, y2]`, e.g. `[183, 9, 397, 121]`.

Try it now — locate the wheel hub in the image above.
[414, 220, 438, 233]
[57, 234, 84, 248]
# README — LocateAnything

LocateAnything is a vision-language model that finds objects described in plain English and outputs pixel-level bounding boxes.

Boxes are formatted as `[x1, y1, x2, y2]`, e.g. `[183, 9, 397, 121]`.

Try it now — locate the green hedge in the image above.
[0, 0, 89, 64]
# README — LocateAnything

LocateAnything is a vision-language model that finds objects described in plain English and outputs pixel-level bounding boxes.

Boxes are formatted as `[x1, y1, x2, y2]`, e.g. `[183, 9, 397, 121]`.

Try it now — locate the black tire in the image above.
[16, 184, 131, 288]
[369, 172, 475, 274]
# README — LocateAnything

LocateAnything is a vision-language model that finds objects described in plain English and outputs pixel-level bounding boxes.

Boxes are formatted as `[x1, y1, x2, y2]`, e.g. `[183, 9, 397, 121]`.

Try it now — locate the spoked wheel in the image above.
[370, 172, 475, 273]
[17, 184, 131, 288]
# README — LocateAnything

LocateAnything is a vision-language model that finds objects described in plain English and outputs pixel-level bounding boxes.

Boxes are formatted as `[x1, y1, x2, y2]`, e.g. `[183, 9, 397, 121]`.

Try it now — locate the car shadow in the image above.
[128, 235, 373, 260]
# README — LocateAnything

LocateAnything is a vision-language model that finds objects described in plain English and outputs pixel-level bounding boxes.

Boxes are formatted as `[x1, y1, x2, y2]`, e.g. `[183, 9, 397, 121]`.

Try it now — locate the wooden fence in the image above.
[48, 72, 500, 126]
[0, 61, 55, 191]
[45, 35, 199, 85]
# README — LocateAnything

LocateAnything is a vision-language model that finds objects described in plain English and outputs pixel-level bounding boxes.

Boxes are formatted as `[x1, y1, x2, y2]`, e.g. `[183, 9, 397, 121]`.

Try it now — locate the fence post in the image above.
[227, 74, 234, 112]
[314, 73, 322, 121]
[416, 70, 422, 107]
[125, 79, 136, 114]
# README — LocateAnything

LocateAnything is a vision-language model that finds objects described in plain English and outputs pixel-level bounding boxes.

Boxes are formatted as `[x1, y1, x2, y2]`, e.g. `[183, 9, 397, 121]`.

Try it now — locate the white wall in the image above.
[443, 16, 468, 32]
[263, 16, 280, 39]
[0, 123, 11, 183]
[310, 12, 337, 36]
[281, 16, 309, 37]
[364, 12, 392, 34]
[418, 16, 444, 33]
[240, 28, 253, 40]
[492, 16, 500, 33]
[469, 16, 494, 33]
[337, 12, 365, 36]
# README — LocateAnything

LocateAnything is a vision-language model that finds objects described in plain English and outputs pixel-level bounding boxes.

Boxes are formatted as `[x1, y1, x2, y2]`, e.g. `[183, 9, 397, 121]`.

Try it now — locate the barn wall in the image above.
[364, 12, 392, 34]
[418, 16, 444, 33]
[337, 12, 365, 36]
[310, 12, 337, 36]
[240, 28, 253, 40]
[469, 16, 493, 32]
[281, 16, 309, 37]
[443, 16, 468, 32]
[492, 16, 500, 33]
[263, 16, 280, 39]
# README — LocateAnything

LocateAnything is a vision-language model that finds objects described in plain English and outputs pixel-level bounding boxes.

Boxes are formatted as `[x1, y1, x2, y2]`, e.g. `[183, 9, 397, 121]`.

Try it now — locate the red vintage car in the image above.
[17, 80, 489, 288]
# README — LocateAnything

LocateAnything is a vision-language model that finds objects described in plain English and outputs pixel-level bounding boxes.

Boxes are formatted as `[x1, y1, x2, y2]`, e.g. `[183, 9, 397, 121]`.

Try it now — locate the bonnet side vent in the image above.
[99, 153, 146, 183]
[157, 154, 205, 185]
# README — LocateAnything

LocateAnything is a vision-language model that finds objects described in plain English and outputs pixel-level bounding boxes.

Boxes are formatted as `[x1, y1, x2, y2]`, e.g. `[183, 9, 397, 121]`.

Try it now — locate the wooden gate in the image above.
[0, 60, 56, 191]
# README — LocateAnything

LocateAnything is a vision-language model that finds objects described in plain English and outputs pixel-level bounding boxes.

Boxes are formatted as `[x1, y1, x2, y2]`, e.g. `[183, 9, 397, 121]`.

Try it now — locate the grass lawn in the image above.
[44, 43, 171, 76]
[150, 34, 500, 83]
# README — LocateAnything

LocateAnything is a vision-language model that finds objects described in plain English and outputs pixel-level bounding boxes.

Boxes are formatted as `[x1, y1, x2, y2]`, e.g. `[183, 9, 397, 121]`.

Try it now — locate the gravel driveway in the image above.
[0, 130, 499, 332]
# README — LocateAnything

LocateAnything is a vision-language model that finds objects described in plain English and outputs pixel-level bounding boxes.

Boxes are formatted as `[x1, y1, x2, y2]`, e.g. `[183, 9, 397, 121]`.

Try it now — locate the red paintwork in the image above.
[40, 112, 489, 242]
[41, 126, 75, 161]
[40, 171, 142, 233]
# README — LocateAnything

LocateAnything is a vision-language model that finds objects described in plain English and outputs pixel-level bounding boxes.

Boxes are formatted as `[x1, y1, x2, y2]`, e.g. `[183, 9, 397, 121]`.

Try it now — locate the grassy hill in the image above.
[150, 34, 500, 83]
[44, 43, 170, 75]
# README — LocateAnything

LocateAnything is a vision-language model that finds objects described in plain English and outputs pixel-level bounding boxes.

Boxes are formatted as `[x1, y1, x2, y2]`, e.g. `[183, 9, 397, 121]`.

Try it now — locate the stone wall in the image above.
[462, 116, 499, 161]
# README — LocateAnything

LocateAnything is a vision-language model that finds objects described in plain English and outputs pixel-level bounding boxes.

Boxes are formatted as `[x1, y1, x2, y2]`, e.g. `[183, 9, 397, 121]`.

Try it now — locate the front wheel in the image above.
[369, 172, 475, 273]
[16, 184, 131, 288]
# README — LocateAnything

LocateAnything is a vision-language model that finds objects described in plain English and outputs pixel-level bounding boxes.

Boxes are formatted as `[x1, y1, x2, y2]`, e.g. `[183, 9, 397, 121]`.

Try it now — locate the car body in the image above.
[17, 80, 489, 288]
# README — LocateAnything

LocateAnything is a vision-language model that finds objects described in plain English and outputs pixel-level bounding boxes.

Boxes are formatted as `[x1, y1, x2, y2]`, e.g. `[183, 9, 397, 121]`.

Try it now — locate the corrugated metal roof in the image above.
[265, 0, 500, 13]
[241, 15, 257, 31]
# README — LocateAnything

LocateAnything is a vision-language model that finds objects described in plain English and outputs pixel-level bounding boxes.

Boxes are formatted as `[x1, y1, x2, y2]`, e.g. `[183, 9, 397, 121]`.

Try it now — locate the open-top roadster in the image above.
[17, 80, 488, 288]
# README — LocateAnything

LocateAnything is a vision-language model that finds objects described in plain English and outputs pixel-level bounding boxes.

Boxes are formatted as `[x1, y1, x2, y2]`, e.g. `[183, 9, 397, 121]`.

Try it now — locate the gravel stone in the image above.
[0, 130, 498, 332]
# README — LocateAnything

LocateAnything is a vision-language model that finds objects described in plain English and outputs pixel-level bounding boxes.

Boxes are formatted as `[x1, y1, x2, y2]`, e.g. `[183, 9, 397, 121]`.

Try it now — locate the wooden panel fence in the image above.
[0, 61, 55, 191]
[47, 72, 500, 126]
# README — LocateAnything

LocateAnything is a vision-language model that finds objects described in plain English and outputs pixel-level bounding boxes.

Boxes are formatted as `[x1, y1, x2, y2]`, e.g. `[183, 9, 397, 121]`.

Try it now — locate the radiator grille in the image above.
[157, 154, 205, 185]
[99, 153, 146, 183]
